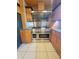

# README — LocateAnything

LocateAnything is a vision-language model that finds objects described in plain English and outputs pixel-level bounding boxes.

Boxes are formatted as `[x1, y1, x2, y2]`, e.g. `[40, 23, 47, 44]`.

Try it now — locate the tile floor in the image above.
[17, 40, 60, 59]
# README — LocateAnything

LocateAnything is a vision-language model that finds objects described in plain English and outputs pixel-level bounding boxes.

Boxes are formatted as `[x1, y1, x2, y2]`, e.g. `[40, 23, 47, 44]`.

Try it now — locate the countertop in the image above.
[54, 29, 61, 32]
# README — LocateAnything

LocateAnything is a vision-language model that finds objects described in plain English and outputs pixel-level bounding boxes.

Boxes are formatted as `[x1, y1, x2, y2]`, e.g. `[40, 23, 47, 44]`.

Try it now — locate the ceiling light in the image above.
[31, 11, 52, 13]
[31, 11, 34, 13]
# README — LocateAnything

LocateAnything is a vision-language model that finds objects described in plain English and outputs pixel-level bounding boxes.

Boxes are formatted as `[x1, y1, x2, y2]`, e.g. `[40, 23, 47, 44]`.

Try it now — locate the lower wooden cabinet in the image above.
[50, 30, 61, 57]
[20, 30, 32, 43]
[25, 30, 32, 43]
[20, 30, 26, 43]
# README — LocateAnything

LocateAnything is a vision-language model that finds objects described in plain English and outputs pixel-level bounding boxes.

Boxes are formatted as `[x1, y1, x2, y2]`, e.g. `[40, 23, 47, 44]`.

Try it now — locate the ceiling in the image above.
[25, 0, 53, 11]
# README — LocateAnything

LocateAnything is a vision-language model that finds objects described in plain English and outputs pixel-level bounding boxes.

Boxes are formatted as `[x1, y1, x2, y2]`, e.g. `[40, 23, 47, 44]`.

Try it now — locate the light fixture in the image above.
[43, 11, 52, 13]
[31, 11, 35, 13]
[31, 10, 52, 13]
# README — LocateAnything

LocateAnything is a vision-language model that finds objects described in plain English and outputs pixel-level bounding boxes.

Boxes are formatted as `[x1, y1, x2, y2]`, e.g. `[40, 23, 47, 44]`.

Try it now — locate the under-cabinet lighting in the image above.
[31, 11, 52, 13]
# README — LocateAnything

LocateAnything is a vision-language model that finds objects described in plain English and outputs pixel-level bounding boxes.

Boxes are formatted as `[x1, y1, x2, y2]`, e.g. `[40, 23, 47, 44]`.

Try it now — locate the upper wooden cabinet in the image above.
[26, 14, 32, 21]
[26, 8, 32, 14]
[26, 8, 32, 21]
[17, 0, 21, 14]
[38, 2, 45, 11]
[17, 5, 21, 14]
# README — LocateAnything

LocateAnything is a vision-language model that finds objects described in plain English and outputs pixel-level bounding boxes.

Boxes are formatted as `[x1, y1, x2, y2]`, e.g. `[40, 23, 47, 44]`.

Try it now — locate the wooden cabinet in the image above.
[26, 8, 31, 14]
[38, 2, 44, 11]
[50, 30, 61, 57]
[17, 5, 21, 14]
[26, 14, 32, 21]
[20, 30, 26, 43]
[26, 8, 32, 21]
[19, 0, 26, 29]
[25, 30, 32, 43]
[20, 30, 32, 43]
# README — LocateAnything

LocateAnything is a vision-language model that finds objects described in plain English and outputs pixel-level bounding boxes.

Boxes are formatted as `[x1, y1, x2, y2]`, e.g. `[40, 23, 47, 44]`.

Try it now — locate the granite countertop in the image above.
[54, 29, 61, 32]
[51, 28, 61, 32]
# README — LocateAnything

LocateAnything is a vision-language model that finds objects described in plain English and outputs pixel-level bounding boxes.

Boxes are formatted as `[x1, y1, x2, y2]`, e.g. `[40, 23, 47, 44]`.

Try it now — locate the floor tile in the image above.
[36, 43, 46, 52]
[48, 52, 60, 59]
[17, 44, 30, 52]
[27, 44, 36, 52]
[44, 43, 55, 51]
[36, 52, 48, 59]
[24, 52, 36, 59]
[17, 52, 25, 59]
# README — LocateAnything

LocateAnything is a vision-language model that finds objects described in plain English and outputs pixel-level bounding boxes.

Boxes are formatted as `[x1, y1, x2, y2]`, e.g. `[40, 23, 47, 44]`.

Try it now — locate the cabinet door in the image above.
[25, 30, 32, 43]
[20, 30, 32, 43]
[20, 30, 26, 43]
[53, 31, 57, 46]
